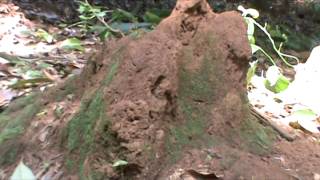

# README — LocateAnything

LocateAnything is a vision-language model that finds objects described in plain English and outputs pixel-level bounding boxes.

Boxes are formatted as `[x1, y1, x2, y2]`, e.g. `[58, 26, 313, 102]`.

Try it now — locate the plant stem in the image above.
[253, 20, 299, 67]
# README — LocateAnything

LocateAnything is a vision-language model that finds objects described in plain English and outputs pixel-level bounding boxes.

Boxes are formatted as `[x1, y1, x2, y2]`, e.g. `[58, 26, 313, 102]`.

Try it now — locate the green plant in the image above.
[60, 37, 84, 51]
[238, 6, 299, 67]
[69, 0, 123, 40]
[34, 29, 54, 44]
[69, 1, 157, 41]
[239, 6, 298, 93]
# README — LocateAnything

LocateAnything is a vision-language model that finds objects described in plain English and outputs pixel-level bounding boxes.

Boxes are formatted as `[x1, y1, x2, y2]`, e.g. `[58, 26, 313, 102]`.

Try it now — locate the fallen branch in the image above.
[249, 104, 296, 141]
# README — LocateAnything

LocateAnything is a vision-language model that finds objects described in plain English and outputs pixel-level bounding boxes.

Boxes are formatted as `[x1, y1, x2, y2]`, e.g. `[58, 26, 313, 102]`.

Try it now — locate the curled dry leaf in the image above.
[0, 89, 17, 108]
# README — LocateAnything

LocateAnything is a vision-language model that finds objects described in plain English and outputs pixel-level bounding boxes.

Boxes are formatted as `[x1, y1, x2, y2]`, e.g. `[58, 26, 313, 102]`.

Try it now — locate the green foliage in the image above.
[264, 66, 290, 93]
[77, 0, 108, 25]
[239, 6, 300, 91]
[291, 109, 317, 120]
[69, 0, 122, 40]
[111, 9, 137, 22]
[265, 75, 290, 93]
[34, 29, 54, 44]
[143, 11, 162, 24]
[239, 6, 299, 67]
[71, 1, 159, 41]
[246, 61, 257, 85]
[60, 38, 84, 51]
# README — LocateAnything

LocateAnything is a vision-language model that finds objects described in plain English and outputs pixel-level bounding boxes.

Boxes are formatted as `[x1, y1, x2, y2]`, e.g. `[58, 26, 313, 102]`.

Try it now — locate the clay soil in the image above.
[0, 0, 320, 179]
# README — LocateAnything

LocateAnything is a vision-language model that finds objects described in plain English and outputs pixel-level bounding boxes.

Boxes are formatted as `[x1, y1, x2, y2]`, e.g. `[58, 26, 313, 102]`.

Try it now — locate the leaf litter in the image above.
[248, 45, 320, 138]
[0, 3, 94, 109]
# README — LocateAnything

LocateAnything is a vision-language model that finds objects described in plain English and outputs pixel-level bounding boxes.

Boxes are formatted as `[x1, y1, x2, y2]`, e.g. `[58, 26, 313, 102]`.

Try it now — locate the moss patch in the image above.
[54, 76, 78, 102]
[65, 47, 123, 177]
[238, 113, 276, 155]
[0, 144, 20, 166]
[0, 93, 42, 166]
[0, 93, 41, 146]
[166, 48, 224, 161]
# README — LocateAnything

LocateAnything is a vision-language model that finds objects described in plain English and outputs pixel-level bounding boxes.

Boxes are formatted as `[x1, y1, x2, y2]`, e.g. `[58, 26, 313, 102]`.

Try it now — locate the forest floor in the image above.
[0, 0, 320, 179]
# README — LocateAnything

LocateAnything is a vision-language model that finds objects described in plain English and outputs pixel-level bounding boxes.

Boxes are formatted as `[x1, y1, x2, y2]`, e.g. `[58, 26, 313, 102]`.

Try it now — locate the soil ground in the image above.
[0, 0, 320, 179]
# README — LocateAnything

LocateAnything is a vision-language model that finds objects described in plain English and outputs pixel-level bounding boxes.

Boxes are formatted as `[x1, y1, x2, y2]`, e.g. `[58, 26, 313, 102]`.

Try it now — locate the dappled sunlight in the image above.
[248, 45, 320, 137]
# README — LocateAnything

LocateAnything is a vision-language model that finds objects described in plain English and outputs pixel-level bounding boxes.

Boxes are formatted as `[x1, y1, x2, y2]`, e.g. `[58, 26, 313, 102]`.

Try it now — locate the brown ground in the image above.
[0, 0, 320, 179]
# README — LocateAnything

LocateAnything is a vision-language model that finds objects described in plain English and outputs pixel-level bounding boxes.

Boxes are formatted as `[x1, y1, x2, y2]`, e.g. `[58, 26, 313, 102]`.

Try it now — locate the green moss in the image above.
[0, 94, 41, 146]
[88, 171, 104, 180]
[0, 94, 42, 166]
[67, 90, 105, 152]
[166, 49, 224, 160]
[66, 89, 106, 178]
[220, 153, 239, 169]
[0, 145, 19, 166]
[1, 93, 38, 115]
[103, 60, 119, 86]
[55, 76, 77, 102]
[238, 111, 276, 155]
[66, 46, 122, 177]
[166, 33, 275, 163]
[65, 158, 75, 171]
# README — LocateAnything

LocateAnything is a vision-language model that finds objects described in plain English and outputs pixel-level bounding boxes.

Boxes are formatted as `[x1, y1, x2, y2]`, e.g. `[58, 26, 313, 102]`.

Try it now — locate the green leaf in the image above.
[95, 11, 107, 18]
[248, 35, 255, 44]
[246, 61, 257, 85]
[89, 25, 108, 34]
[265, 74, 290, 93]
[110, 22, 151, 33]
[250, 44, 260, 54]
[78, 5, 86, 14]
[9, 78, 53, 89]
[10, 162, 36, 180]
[112, 9, 137, 22]
[24, 70, 43, 79]
[79, 15, 95, 20]
[245, 17, 255, 36]
[112, 160, 128, 167]
[145, 9, 171, 18]
[292, 109, 317, 119]
[35, 29, 54, 43]
[266, 66, 281, 86]
[292, 109, 319, 133]
[60, 38, 84, 51]
[99, 30, 111, 41]
[77, 1, 90, 13]
[143, 11, 162, 24]
[265, 66, 290, 93]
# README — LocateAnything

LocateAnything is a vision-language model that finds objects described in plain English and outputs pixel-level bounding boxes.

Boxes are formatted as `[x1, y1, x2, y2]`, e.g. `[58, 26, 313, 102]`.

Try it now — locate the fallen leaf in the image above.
[289, 109, 319, 133]
[60, 38, 84, 51]
[112, 160, 128, 167]
[35, 29, 54, 44]
[10, 162, 36, 180]
[186, 169, 222, 179]
[0, 89, 17, 108]
[297, 119, 320, 134]
[9, 78, 53, 89]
